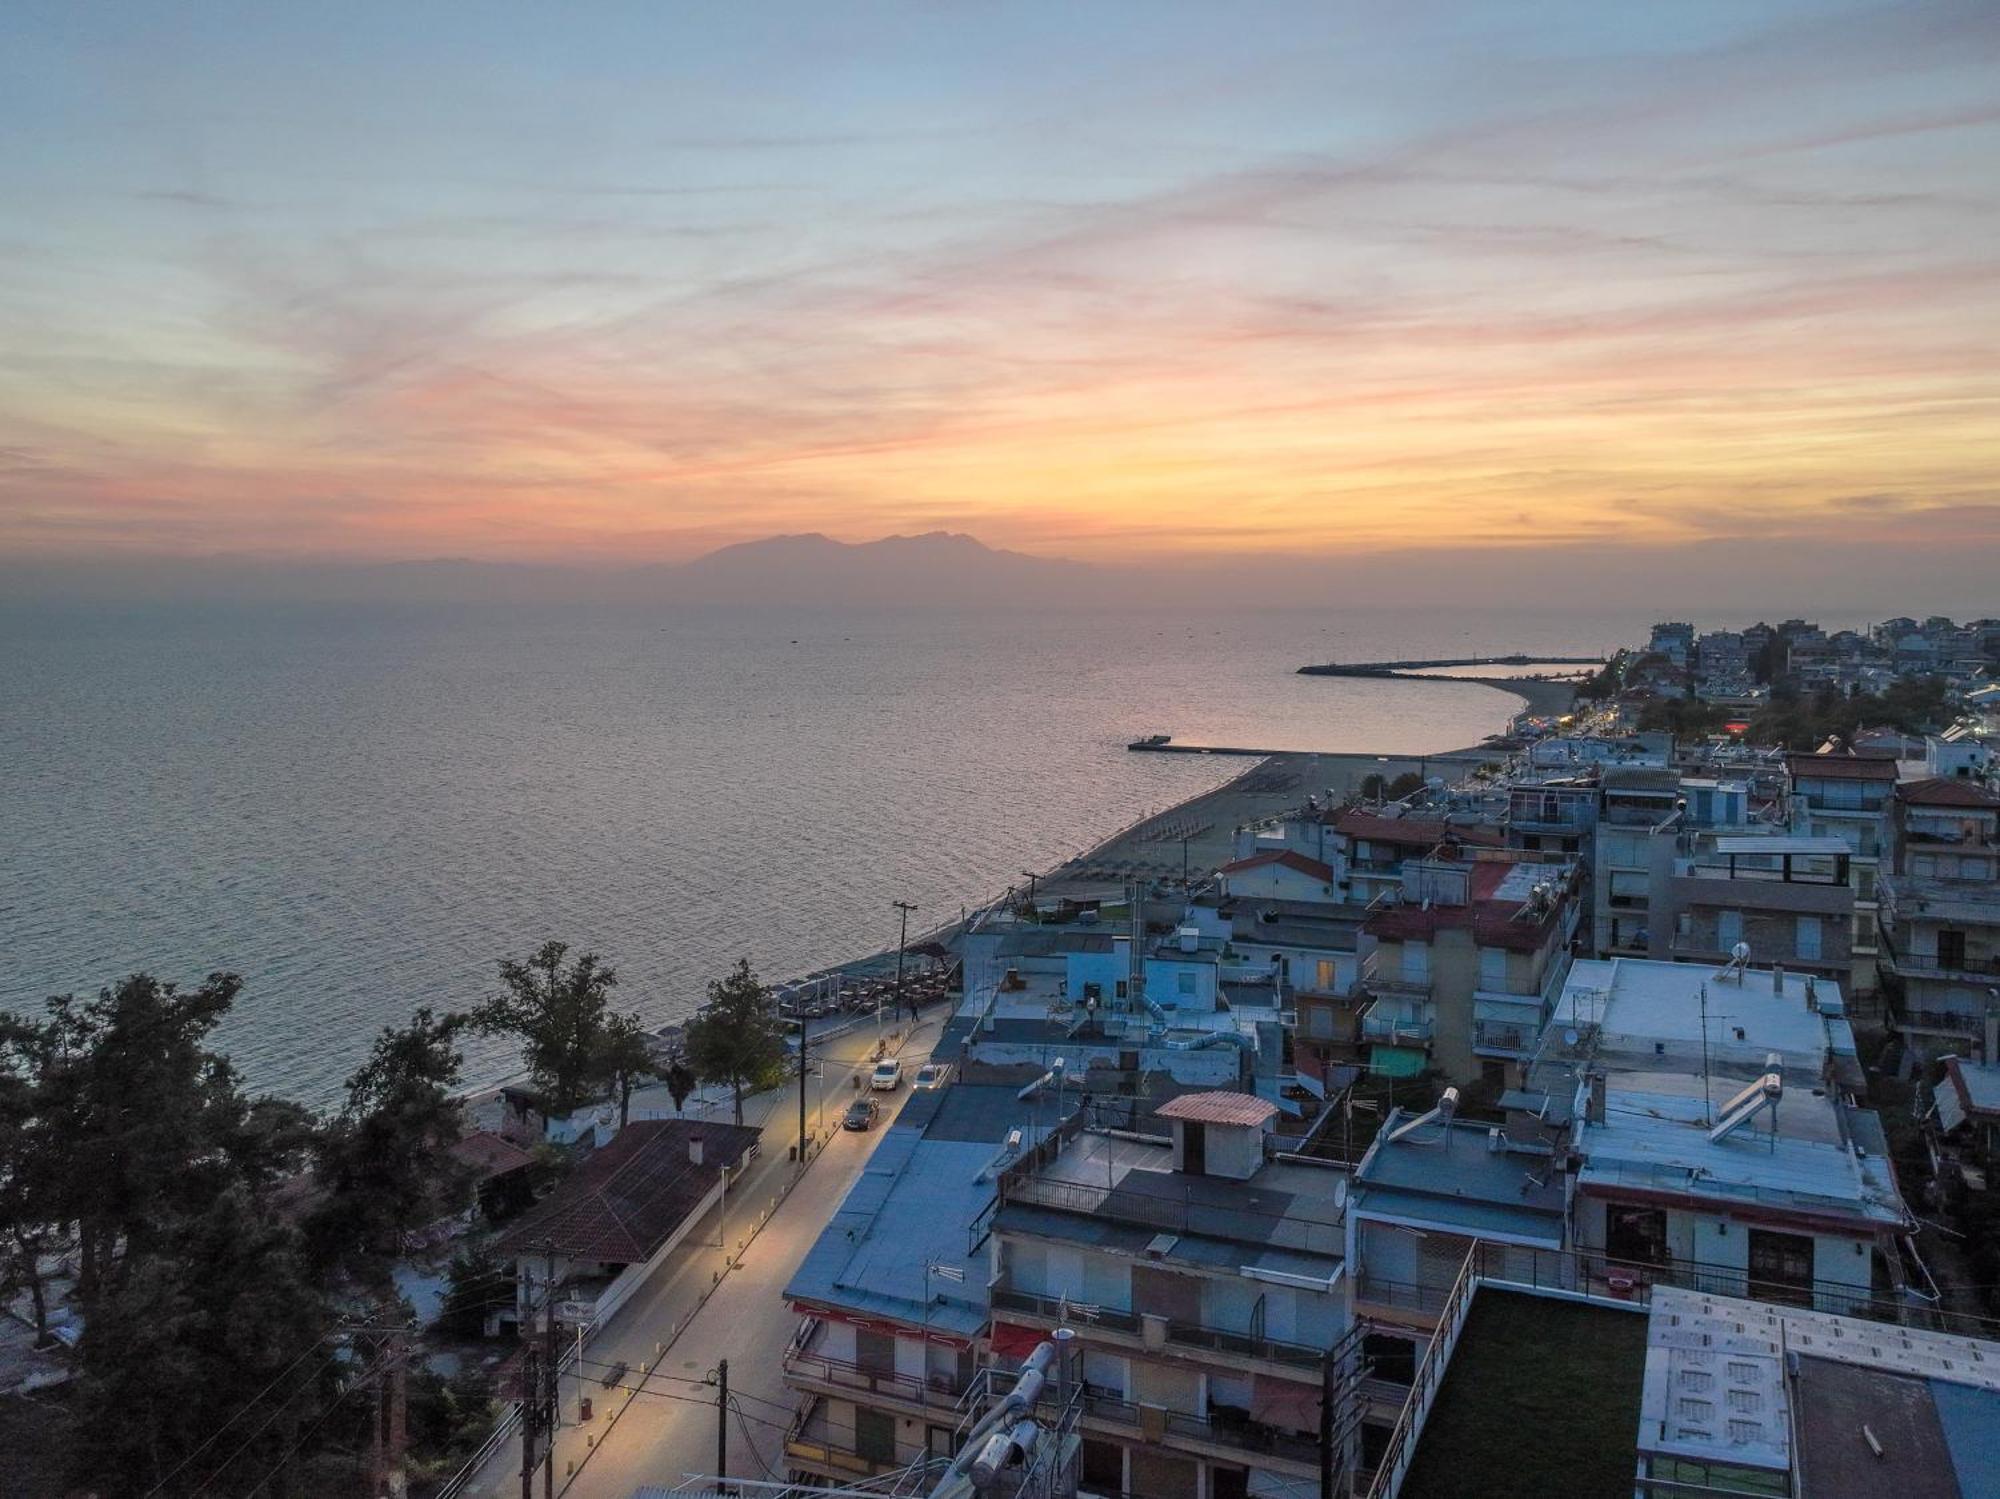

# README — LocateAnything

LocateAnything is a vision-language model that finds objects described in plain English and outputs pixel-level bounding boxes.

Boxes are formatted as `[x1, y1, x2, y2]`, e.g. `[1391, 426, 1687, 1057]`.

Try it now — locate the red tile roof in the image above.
[1897, 777, 2000, 809]
[1784, 752, 1900, 782]
[1154, 1091, 1280, 1128]
[449, 1129, 535, 1181]
[496, 1119, 762, 1265]
[1362, 858, 1575, 953]
[1218, 850, 1336, 883]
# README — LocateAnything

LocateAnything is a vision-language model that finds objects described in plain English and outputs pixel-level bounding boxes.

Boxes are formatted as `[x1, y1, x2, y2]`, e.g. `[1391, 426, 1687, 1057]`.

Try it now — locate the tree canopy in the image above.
[474, 940, 621, 1118]
[683, 959, 788, 1124]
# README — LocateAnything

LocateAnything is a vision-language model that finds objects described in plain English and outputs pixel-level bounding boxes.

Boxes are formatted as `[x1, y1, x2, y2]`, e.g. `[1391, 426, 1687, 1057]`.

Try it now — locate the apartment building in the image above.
[1662, 833, 1855, 982]
[1787, 752, 1896, 993]
[988, 1091, 1350, 1499]
[1355, 850, 1580, 1086]
[1880, 776, 2000, 1057]
[1348, 957, 1914, 1337]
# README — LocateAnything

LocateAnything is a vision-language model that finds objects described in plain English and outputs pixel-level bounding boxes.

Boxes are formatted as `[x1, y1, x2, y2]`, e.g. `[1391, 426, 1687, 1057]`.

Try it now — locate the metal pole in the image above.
[542, 1242, 557, 1499]
[894, 900, 917, 1024]
[1319, 1337, 1337, 1499]
[716, 1357, 730, 1495]
[518, 1343, 538, 1499]
[797, 1006, 809, 1166]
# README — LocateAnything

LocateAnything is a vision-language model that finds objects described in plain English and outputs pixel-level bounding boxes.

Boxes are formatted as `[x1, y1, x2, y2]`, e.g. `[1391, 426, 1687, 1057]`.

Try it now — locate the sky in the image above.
[2, 1, 1997, 592]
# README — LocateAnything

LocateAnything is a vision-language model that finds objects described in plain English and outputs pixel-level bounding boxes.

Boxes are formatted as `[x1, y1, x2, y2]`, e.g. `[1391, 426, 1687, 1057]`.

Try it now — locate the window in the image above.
[1747, 1229, 1815, 1307]
[1717, 911, 1743, 951]
[1176, 970, 1196, 996]
[1306, 1006, 1334, 1040]
[1940, 930, 1968, 969]
[1795, 915, 1821, 961]
[1316, 959, 1341, 992]
[1479, 947, 1508, 988]
[1114, 979, 1128, 999]
[854, 1406, 896, 1465]
[1404, 942, 1429, 981]
[1606, 1204, 1670, 1266]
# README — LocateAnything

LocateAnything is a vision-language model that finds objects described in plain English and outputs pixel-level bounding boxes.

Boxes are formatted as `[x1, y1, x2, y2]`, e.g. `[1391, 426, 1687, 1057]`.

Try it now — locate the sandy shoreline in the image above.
[1040, 671, 1575, 897]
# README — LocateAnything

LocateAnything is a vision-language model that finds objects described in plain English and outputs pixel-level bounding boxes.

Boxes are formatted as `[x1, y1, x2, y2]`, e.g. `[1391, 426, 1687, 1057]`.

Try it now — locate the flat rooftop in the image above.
[1400, 1290, 1648, 1499]
[1642, 1288, 2000, 1498]
[1552, 956, 1853, 1082]
[1352, 1114, 1567, 1245]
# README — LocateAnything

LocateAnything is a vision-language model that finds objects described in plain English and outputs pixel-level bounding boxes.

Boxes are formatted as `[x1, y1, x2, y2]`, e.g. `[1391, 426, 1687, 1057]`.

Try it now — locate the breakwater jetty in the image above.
[1127, 735, 1278, 756]
[1297, 653, 1604, 677]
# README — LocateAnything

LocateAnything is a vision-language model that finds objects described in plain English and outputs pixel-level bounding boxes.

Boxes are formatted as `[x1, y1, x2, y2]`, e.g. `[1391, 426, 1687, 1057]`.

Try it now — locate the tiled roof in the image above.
[1153, 1091, 1279, 1127]
[496, 1119, 761, 1264]
[449, 1129, 535, 1181]
[1898, 777, 2000, 809]
[1219, 850, 1336, 882]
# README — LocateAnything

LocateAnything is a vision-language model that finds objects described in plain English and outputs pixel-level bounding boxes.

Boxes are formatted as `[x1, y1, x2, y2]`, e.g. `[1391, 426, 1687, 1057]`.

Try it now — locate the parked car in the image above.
[911, 1062, 950, 1091]
[843, 1097, 880, 1131]
[870, 1058, 903, 1091]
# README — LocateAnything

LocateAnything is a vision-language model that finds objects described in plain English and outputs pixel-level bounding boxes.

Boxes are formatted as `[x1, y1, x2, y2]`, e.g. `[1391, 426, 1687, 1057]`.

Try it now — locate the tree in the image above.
[308, 1008, 473, 1276]
[663, 1047, 698, 1116]
[434, 1244, 506, 1340]
[683, 959, 788, 1124]
[598, 1011, 661, 1129]
[475, 941, 619, 1119]
[0, 1014, 63, 1346]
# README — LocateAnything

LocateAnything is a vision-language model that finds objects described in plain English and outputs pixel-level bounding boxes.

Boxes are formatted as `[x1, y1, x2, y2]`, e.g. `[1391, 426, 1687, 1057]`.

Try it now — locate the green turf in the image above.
[1398, 1289, 1649, 1499]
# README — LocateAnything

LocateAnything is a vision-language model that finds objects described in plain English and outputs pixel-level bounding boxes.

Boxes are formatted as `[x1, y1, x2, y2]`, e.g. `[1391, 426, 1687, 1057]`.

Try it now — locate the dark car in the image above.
[843, 1096, 880, 1131]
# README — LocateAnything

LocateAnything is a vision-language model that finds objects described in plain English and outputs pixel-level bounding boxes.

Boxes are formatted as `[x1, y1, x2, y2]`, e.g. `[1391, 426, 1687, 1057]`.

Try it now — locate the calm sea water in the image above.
[0, 602, 1631, 1105]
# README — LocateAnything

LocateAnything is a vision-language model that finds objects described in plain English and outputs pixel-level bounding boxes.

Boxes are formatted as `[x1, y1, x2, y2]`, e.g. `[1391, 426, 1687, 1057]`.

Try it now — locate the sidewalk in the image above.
[451, 1014, 943, 1499]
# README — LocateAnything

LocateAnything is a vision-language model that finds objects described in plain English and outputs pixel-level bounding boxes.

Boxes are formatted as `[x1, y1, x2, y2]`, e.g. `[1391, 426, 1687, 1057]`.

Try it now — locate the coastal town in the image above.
[11, 611, 2000, 1499]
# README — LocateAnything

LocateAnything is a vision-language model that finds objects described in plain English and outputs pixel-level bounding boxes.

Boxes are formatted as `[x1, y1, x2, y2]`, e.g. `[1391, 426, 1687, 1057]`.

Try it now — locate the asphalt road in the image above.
[461, 1013, 943, 1499]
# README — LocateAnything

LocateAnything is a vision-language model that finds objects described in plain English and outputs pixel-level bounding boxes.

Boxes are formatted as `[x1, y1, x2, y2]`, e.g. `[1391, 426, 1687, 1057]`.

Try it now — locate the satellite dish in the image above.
[1731, 942, 1751, 961]
[1563, 1028, 1580, 1048]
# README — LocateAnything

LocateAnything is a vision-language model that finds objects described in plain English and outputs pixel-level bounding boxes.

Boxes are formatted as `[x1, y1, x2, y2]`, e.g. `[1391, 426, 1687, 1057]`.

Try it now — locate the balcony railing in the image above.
[1081, 1391, 1321, 1469]
[1471, 1021, 1533, 1057]
[783, 1337, 973, 1410]
[1361, 1011, 1434, 1044]
[783, 1395, 928, 1481]
[989, 1284, 1324, 1370]
[1888, 951, 2000, 981]
[1894, 1006, 1985, 1035]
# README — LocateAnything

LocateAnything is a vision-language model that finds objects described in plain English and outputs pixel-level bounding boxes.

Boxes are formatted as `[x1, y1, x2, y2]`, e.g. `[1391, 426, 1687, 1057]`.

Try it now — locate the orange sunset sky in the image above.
[2, 1, 1996, 585]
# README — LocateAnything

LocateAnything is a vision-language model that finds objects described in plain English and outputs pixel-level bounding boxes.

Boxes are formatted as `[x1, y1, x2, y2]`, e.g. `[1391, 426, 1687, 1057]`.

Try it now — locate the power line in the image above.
[229, 1345, 390, 1499]
[181, 1345, 355, 1498]
[139, 1336, 340, 1499]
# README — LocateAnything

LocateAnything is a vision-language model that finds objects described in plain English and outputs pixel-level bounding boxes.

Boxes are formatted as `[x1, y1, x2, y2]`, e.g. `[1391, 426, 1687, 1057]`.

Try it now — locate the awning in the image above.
[988, 1321, 1047, 1362]
[1251, 1373, 1322, 1429]
[1370, 1044, 1428, 1079]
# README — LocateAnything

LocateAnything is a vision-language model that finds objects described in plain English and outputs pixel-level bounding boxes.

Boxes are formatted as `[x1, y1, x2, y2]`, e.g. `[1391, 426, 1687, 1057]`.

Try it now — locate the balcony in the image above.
[1358, 958, 1432, 1000]
[1471, 1019, 1534, 1058]
[1361, 1011, 1433, 1044]
[1081, 1391, 1321, 1472]
[1893, 1005, 1985, 1037]
[783, 1395, 916, 1481]
[989, 1284, 1324, 1371]
[1886, 951, 2000, 982]
[782, 1321, 973, 1413]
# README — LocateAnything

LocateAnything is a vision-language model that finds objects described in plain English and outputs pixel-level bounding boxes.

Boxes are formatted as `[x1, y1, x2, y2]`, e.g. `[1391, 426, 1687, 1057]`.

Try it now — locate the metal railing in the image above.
[783, 1342, 974, 1410]
[1359, 1244, 1479, 1499]
[989, 1284, 1324, 1369]
[1360, 1012, 1433, 1043]
[1080, 1391, 1322, 1467]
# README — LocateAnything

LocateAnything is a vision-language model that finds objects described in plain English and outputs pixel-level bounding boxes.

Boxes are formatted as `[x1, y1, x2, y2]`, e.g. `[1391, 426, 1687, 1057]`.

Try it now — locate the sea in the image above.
[0, 602, 1636, 1107]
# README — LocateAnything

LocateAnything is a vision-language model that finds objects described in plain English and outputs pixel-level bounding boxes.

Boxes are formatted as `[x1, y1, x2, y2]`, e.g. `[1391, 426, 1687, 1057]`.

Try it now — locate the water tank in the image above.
[1177, 925, 1201, 953]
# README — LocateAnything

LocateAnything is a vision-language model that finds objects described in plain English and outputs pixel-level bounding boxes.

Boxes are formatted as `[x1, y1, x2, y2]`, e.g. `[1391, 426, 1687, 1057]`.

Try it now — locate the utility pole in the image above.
[797, 1004, 810, 1166]
[1020, 870, 1038, 909]
[518, 1342, 540, 1499]
[386, 1330, 409, 1499]
[542, 1242, 558, 1499]
[893, 899, 918, 1025]
[716, 1358, 730, 1496]
[1319, 1338, 1337, 1499]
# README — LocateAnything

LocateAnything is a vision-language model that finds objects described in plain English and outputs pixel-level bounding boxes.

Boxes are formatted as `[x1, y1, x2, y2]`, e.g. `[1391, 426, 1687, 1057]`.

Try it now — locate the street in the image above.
[459, 1010, 943, 1499]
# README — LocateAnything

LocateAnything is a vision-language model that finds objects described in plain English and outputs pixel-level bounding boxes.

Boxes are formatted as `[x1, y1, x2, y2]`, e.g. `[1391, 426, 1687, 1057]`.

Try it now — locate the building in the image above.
[1662, 833, 1855, 983]
[1788, 751, 1898, 993]
[1345, 956, 1916, 1336]
[1356, 851, 1580, 1086]
[1880, 776, 2000, 1056]
[782, 1081, 1063, 1486]
[988, 1091, 1351, 1499]
[1331, 808, 1502, 907]
[495, 1119, 761, 1334]
[1369, 1270, 2000, 1499]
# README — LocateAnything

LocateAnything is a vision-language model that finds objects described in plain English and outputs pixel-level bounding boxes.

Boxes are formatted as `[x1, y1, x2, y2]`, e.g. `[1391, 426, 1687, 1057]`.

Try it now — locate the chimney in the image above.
[688, 1131, 705, 1167]
[1586, 1071, 1607, 1126]
[1772, 964, 1786, 999]
[1805, 975, 1818, 1012]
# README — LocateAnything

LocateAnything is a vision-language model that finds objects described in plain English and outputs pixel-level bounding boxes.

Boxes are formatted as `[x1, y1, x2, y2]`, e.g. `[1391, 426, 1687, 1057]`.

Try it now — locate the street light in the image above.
[892, 899, 918, 1032]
